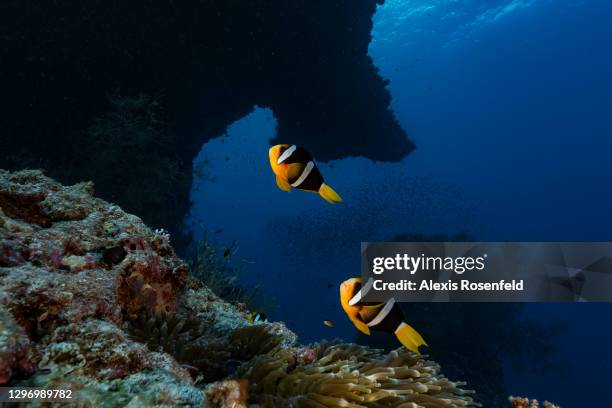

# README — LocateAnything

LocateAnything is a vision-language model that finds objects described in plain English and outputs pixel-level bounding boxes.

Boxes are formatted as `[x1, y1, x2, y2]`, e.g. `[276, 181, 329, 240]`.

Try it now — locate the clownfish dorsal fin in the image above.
[358, 303, 384, 322]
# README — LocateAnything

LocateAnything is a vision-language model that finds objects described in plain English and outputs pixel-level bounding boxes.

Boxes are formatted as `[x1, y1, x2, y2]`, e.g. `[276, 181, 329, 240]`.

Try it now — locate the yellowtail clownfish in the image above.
[340, 277, 428, 354]
[268, 144, 342, 204]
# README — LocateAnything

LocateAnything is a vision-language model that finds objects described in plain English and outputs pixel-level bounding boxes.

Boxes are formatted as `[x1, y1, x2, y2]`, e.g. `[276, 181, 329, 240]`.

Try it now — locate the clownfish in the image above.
[246, 311, 267, 324]
[268, 144, 342, 204]
[340, 277, 427, 354]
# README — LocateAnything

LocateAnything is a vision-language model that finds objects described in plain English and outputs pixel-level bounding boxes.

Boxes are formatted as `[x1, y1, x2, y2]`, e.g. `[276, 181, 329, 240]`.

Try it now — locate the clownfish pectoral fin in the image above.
[394, 322, 428, 354]
[351, 316, 371, 336]
[275, 176, 292, 192]
[358, 303, 384, 322]
[319, 183, 342, 204]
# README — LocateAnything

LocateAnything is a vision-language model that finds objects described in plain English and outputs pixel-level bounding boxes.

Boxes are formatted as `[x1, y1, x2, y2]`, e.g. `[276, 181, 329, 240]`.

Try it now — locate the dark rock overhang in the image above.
[0, 0, 413, 247]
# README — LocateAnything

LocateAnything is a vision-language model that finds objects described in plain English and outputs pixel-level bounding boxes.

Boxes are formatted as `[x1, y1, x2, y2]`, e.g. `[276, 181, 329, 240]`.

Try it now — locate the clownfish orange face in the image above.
[268, 144, 289, 175]
[340, 278, 361, 311]
[340, 277, 367, 330]
[339, 277, 371, 336]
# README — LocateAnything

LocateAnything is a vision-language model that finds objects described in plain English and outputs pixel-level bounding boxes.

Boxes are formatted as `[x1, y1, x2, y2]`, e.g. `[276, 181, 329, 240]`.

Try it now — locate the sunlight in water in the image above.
[371, 0, 548, 51]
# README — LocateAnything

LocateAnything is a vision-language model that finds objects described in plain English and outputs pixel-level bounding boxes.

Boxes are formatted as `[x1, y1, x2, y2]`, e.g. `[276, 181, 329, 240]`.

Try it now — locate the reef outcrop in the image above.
[509, 396, 559, 408]
[0, 1, 413, 250]
[1, 170, 533, 407]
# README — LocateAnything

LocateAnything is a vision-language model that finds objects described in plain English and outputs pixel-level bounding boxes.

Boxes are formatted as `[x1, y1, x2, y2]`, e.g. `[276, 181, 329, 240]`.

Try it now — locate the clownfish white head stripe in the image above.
[348, 277, 374, 306]
[277, 145, 296, 164]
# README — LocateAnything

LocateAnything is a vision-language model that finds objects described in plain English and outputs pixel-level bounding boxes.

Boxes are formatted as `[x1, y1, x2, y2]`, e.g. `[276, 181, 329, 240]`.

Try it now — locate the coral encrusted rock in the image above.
[0, 169, 511, 407]
[0, 169, 298, 405]
[0, 304, 34, 383]
[0, 169, 188, 331]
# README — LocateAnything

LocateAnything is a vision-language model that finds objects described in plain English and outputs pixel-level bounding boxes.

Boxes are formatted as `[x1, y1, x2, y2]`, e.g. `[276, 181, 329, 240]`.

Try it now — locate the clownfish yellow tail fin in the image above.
[395, 322, 428, 354]
[319, 183, 342, 204]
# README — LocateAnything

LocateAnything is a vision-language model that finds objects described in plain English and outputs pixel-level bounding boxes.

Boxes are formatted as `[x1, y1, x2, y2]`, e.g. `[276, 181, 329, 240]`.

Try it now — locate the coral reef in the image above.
[1, 1, 413, 252]
[509, 396, 559, 408]
[0, 170, 541, 407]
[206, 379, 249, 408]
[0, 169, 299, 402]
[38, 320, 191, 383]
[0, 169, 188, 330]
[0, 304, 35, 383]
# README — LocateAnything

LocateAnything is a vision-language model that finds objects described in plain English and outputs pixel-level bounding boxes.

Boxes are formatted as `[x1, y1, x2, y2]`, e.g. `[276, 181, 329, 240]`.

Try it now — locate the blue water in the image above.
[188, 1, 612, 406]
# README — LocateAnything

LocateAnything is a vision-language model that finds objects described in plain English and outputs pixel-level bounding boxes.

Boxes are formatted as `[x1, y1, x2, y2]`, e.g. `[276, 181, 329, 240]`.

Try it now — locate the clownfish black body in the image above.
[340, 277, 427, 354]
[269, 144, 342, 204]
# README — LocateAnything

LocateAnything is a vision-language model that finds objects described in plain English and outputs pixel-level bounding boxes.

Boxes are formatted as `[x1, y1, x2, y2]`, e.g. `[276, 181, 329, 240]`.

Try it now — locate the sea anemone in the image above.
[127, 312, 285, 383]
[229, 325, 283, 361]
[237, 341, 481, 408]
[126, 311, 227, 376]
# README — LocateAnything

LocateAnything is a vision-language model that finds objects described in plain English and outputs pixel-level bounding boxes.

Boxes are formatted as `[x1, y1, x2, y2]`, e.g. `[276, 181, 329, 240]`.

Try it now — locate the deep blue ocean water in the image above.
[188, 1, 612, 405]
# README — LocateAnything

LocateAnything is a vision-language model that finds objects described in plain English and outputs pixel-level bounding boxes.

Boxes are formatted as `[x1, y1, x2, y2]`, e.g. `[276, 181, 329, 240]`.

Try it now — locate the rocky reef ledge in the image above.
[0, 169, 522, 407]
